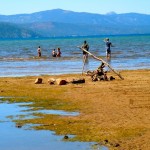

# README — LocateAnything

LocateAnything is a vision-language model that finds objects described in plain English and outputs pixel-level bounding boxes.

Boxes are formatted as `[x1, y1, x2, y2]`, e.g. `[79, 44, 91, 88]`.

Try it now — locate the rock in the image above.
[16, 123, 22, 128]
[114, 143, 120, 147]
[64, 135, 69, 139]
[48, 78, 56, 85]
[34, 78, 43, 84]
[104, 139, 109, 144]
[109, 76, 115, 81]
[71, 78, 85, 84]
[56, 78, 67, 85]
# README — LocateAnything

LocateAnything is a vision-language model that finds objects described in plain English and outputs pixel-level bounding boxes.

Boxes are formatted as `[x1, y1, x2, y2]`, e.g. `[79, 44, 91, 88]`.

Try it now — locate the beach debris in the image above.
[48, 78, 56, 85]
[47, 78, 85, 85]
[109, 76, 115, 81]
[70, 78, 85, 84]
[86, 62, 114, 81]
[78, 46, 124, 80]
[34, 78, 43, 84]
[55, 78, 68, 85]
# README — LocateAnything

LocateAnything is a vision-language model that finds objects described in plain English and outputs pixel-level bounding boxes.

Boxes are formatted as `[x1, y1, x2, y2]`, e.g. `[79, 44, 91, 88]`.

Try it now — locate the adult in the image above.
[81, 40, 89, 61]
[104, 38, 113, 58]
[56, 48, 61, 57]
[52, 49, 57, 57]
[37, 46, 41, 57]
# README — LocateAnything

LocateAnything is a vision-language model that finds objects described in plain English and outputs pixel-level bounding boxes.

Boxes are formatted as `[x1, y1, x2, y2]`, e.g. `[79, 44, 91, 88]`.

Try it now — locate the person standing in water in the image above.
[52, 49, 57, 57]
[104, 38, 113, 58]
[37, 46, 41, 57]
[56, 48, 61, 57]
[81, 40, 89, 61]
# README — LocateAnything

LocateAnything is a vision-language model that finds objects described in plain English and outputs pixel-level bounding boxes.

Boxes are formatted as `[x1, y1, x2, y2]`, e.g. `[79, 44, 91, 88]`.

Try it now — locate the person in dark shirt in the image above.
[81, 40, 89, 61]
[104, 38, 113, 58]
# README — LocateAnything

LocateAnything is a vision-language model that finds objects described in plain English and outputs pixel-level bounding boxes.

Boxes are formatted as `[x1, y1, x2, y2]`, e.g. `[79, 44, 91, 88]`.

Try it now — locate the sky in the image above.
[0, 0, 150, 15]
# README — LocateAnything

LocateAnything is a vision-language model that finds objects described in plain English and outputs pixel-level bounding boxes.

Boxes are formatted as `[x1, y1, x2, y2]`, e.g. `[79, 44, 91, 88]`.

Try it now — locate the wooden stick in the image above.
[78, 46, 124, 80]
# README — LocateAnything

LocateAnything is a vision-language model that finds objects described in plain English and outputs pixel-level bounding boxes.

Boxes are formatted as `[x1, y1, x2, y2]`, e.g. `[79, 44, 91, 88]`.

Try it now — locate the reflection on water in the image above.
[82, 58, 89, 73]
[106, 57, 112, 72]
[0, 101, 108, 150]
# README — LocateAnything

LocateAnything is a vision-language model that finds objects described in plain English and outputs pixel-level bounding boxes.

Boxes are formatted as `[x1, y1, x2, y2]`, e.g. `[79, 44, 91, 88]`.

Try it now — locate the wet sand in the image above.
[0, 69, 150, 150]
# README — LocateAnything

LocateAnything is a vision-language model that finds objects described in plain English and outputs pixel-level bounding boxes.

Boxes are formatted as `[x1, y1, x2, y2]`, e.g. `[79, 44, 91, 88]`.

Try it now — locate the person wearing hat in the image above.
[104, 38, 113, 58]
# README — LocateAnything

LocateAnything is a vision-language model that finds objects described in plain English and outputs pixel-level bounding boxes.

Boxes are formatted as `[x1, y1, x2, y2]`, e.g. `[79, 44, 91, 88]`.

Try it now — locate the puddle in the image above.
[0, 102, 79, 121]
[0, 122, 106, 150]
[0, 100, 108, 150]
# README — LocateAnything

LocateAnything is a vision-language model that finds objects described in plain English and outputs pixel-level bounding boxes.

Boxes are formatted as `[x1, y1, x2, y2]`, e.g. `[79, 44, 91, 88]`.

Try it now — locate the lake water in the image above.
[0, 34, 150, 77]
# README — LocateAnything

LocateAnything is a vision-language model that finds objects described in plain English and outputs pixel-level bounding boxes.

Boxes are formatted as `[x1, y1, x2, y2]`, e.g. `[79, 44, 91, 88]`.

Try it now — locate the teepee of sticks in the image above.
[78, 46, 124, 80]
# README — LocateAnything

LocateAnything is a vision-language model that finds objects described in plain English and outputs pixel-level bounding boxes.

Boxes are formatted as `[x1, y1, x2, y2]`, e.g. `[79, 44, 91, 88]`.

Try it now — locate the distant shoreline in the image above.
[0, 33, 150, 40]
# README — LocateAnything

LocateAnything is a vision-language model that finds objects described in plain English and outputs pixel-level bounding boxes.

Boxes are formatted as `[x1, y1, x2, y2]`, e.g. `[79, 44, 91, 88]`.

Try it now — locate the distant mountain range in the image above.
[0, 9, 150, 38]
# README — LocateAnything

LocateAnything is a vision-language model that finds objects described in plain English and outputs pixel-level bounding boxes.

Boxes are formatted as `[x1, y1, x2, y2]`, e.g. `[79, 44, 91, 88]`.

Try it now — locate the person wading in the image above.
[81, 40, 89, 61]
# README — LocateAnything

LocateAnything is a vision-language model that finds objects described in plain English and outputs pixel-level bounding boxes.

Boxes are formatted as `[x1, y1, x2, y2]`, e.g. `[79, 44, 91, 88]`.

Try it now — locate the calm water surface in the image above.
[0, 35, 150, 77]
[0, 101, 108, 150]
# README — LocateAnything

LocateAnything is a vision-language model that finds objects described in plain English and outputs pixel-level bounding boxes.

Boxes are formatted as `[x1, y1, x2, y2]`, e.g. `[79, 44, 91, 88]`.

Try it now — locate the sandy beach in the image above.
[0, 69, 150, 150]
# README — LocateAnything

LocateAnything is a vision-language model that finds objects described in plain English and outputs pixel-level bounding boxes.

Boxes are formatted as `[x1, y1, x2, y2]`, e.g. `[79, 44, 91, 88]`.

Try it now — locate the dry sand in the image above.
[0, 69, 150, 150]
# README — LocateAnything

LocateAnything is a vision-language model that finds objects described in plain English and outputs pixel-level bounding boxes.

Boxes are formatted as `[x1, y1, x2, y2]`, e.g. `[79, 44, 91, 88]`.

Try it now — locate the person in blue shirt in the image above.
[104, 38, 113, 58]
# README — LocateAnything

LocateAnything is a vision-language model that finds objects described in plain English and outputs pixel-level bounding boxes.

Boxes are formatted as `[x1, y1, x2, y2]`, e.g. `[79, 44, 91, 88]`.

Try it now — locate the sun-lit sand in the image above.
[0, 69, 150, 150]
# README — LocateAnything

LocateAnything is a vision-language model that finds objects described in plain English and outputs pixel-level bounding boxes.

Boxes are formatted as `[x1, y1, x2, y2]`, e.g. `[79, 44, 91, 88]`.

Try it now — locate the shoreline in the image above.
[0, 67, 149, 78]
[0, 69, 150, 150]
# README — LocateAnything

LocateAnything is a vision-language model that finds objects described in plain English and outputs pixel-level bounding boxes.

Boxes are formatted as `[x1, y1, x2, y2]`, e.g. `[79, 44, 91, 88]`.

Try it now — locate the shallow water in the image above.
[0, 102, 79, 121]
[0, 35, 150, 77]
[0, 122, 100, 150]
[0, 101, 108, 150]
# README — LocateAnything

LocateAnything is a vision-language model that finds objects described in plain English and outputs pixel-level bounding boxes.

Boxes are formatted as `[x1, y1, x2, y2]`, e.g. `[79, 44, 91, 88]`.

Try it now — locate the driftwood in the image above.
[71, 78, 85, 84]
[78, 47, 124, 80]
[86, 62, 110, 81]
[48, 78, 85, 85]
[48, 78, 56, 85]
[56, 79, 68, 85]
[48, 78, 67, 85]
[35, 78, 43, 84]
